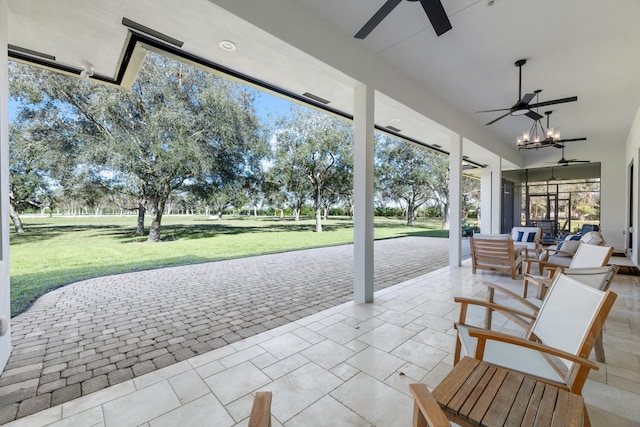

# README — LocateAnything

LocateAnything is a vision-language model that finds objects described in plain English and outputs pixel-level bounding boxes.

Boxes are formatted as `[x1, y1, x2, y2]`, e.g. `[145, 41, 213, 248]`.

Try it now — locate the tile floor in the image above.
[5, 261, 640, 427]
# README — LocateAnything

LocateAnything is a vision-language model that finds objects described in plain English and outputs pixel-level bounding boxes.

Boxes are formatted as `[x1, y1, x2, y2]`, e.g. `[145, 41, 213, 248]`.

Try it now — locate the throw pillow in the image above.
[516, 231, 524, 242]
[581, 231, 604, 245]
[559, 240, 581, 255]
[526, 232, 537, 243]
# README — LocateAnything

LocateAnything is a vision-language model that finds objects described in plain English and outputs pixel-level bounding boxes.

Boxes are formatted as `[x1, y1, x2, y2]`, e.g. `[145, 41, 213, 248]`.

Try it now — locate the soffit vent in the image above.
[302, 92, 330, 104]
[386, 125, 402, 132]
[122, 18, 184, 48]
[8, 45, 55, 61]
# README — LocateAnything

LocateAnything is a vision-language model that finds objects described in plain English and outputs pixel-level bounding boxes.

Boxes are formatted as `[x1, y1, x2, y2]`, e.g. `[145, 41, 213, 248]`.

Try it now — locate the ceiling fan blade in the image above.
[525, 110, 544, 121]
[418, 0, 452, 36]
[476, 107, 511, 113]
[528, 96, 578, 109]
[485, 112, 511, 126]
[517, 93, 535, 107]
[354, 0, 403, 39]
[557, 137, 587, 143]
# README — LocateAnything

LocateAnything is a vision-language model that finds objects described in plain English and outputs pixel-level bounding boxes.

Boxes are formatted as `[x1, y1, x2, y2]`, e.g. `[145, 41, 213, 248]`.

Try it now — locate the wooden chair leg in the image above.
[584, 403, 591, 427]
[594, 332, 605, 363]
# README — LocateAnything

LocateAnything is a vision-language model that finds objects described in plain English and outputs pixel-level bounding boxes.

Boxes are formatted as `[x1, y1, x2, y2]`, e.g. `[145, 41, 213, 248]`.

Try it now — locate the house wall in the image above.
[0, 1, 12, 371]
[626, 105, 640, 265]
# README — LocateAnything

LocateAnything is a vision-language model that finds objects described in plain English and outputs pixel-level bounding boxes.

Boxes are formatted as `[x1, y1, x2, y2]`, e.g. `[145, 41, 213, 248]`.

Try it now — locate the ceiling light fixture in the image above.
[219, 40, 237, 52]
[80, 62, 94, 79]
[516, 92, 561, 149]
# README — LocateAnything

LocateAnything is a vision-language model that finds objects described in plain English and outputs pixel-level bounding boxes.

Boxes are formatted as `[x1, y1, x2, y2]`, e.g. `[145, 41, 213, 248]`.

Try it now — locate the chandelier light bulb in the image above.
[555, 131, 561, 140]
[523, 132, 529, 142]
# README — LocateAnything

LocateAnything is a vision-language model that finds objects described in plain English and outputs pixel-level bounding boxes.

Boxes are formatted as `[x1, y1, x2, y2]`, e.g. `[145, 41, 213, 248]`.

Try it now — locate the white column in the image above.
[491, 156, 502, 233]
[353, 85, 375, 303]
[449, 134, 462, 266]
[0, 0, 12, 371]
[480, 167, 492, 233]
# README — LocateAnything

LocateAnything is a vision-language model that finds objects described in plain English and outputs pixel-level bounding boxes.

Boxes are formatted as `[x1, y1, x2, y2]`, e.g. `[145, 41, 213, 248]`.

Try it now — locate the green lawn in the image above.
[10, 215, 447, 316]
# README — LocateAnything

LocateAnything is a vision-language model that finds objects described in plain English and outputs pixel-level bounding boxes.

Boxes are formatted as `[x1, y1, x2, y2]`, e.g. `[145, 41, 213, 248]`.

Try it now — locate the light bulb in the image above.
[523, 132, 529, 142]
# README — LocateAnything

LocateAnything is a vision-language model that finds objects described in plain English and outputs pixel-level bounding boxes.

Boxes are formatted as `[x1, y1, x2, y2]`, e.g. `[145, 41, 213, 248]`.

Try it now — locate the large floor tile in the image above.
[330, 372, 412, 427]
[204, 362, 271, 405]
[268, 362, 342, 423]
[345, 346, 405, 381]
[284, 395, 369, 427]
[103, 381, 181, 427]
[149, 394, 234, 427]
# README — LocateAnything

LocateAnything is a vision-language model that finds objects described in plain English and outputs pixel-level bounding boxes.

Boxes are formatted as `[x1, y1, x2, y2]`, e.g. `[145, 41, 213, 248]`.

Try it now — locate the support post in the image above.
[449, 134, 462, 266]
[491, 156, 502, 233]
[480, 167, 492, 233]
[0, 0, 12, 371]
[353, 85, 375, 303]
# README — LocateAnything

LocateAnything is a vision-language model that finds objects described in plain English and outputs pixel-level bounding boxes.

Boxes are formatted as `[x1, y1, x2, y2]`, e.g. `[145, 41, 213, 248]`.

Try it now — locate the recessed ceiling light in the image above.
[390, 118, 401, 123]
[219, 40, 237, 52]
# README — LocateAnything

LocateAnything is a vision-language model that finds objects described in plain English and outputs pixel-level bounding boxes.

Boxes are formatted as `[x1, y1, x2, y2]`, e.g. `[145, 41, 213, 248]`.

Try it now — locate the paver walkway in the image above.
[0, 236, 469, 422]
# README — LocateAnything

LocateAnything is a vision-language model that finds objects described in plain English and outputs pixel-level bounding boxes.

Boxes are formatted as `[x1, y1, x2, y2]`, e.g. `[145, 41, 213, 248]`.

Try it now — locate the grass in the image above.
[10, 214, 447, 316]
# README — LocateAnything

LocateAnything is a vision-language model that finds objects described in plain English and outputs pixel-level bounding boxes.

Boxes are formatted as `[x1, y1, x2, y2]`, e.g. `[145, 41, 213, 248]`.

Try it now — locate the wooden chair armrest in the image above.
[545, 248, 576, 257]
[482, 281, 540, 312]
[454, 297, 537, 324]
[409, 384, 450, 427]
[248, 391, 272, 427]
[467, 329, 599, 371]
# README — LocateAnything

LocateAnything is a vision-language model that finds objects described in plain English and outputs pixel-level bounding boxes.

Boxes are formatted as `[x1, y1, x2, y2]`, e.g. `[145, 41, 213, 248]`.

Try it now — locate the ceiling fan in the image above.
[478, 59, 578, 126]
[354, 0, 452, 39]
[549, 144, 590, 166]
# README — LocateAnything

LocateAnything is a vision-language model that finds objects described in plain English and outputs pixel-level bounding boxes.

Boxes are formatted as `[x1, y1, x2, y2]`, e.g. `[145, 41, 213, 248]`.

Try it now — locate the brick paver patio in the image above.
[0, 236, 469, 422]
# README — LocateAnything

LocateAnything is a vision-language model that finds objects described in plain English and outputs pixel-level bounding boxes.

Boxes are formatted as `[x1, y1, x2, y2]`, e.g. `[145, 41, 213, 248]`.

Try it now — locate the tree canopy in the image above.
[9, 54, 266, 241]
[8, 54, 488, 238]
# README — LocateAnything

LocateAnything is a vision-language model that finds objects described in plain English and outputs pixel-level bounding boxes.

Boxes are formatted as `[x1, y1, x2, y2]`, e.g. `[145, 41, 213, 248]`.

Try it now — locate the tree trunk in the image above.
[406, 202, 415, 226]
[9, 202, 25, 234]
[147, 200, 165, 242]
[135, 202, 146, 236]
[315, 206, 323, 232]
[441, 204, 450, 230]
[294, 208, 300, 222]
[315, 187, 323, 233]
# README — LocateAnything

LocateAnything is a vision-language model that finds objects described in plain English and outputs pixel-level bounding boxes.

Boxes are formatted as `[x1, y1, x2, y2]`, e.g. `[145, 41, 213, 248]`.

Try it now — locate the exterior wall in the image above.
[625, 105, 640, 265]
[0, 0, 12, 371]
[600, 153, 626, 251]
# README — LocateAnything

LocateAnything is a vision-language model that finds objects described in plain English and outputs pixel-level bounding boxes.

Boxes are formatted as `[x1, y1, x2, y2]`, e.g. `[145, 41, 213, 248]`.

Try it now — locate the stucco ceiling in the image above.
[6, 0, 640, 170]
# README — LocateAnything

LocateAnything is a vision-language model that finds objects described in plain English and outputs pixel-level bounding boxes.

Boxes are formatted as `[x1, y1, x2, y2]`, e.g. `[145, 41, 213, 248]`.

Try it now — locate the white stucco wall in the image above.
[0, 0, 12, 371]
[625, 105, 640, 265]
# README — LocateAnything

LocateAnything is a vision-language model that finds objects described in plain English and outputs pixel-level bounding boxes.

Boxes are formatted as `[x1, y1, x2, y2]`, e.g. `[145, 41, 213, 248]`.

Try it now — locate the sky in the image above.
[9, 86, 304, 125]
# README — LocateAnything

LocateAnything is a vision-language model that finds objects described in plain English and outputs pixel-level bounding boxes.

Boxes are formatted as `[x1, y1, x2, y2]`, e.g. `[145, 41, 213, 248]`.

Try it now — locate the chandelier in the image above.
[517, 110, 560, 150]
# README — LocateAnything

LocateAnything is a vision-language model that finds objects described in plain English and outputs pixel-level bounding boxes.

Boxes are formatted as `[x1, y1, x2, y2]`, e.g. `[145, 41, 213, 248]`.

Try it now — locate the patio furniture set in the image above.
[252, 226, 615, 426]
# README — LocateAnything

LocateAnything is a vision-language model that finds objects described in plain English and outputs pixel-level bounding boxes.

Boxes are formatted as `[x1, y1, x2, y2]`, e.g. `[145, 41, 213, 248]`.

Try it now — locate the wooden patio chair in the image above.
[483, 265, 619, 362]
[454, 273, 617, 395]
[523, 244, 613, 299]
[470, 234, 523, 279]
